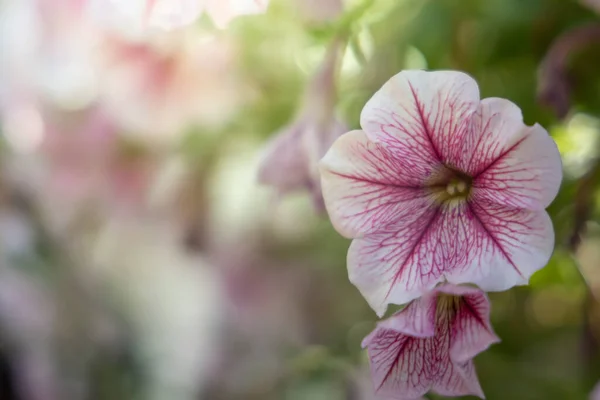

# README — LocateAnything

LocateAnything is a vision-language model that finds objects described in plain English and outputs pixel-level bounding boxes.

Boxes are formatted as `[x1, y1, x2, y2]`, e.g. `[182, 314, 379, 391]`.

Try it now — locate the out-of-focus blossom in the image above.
[205, 0, 269, 28]
[363, 284, 499, 400]
[258, 38, 348, 210]
[590, 380, 600, 400]
[89, 0, 268, 32]
[537, 23, 600, 118]
[292, 0, 343, 23]
[98, 31, 242, 143]
[582, 0, 600, 14]
[0, 0, 99, 113]
[320, 70, 562, 315]
[92, 219, 224, 400]
[6, 108, 156, 233]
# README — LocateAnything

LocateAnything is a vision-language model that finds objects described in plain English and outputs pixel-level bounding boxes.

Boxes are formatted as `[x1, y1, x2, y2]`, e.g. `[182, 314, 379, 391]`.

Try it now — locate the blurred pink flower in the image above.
[292, 0, 343, 23]
[6, 108, 157, 232]
[98, 32, 242, 142]
[591, 381, 600, 400]
[582, 0, 600, 14]
[320, 70, 562, 315]
[42, 110, 152, 210]
[89, 0, 268, 31]
[362, 284, 499, 400]
[258, 39, 347, 210]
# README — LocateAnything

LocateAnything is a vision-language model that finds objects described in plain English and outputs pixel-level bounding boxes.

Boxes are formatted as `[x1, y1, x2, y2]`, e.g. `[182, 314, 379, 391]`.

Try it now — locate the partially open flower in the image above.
[258, 38, 347, 210]
[363, 284, 499, 400]
[320, 70, 562, 315]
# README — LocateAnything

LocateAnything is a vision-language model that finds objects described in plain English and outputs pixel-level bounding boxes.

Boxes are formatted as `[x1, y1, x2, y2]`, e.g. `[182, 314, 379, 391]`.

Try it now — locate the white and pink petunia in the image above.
[320, 70, 562, 316]
[363, 284, 499, 400]
[90, 0, 269, 32]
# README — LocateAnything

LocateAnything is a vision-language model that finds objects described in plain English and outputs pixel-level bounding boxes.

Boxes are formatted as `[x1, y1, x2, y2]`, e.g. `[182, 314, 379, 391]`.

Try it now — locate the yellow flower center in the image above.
[446, 179, 469, 197]
[436, 293, 462, 321]
[425, 165, 473, 204]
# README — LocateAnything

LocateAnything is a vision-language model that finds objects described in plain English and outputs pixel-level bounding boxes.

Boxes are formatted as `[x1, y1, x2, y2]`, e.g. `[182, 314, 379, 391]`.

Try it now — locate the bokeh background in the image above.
[0, 0, 600, 399]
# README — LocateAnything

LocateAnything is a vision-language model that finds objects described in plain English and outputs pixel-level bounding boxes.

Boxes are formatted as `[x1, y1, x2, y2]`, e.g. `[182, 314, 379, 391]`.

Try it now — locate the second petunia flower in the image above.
[320, 70, 562, 316]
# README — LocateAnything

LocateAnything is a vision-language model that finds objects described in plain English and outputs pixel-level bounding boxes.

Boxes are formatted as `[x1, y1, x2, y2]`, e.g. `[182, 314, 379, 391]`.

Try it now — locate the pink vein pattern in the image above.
[320, 70, 562, 316]
[362, 285, 499, 399]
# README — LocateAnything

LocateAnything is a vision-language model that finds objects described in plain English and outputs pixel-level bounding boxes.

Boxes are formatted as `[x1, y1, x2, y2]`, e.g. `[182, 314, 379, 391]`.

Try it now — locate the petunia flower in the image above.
[258, 38, 347, 210]
[362, 284, 499, 400]
[320, 70, 562, 316]
[89, 0, 268, 32]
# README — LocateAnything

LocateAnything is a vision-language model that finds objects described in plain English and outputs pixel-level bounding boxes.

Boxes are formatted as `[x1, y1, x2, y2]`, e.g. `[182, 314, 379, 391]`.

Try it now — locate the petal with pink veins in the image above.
[432, 360, 484, 399]
[376, 294, 437, 339]
[435, 285, 500, 363]
[447, 199, 555, 293]
[349, 199, 554, 316]
[363, 285, 495, 399]
[320, 130, 438, 238]
[360, 70, 480, 168]
[463, 97, 562, 210]
[348, 202, 471, 316]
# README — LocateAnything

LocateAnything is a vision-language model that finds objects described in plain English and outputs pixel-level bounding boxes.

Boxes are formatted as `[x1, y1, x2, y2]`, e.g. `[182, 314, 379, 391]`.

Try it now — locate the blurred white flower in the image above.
[204, 0, 269, 28]
[0, 0, 100, 113]
[89, 0, 268, 33]
[98, 30, 243, 143]
[92, 218, 224, 400]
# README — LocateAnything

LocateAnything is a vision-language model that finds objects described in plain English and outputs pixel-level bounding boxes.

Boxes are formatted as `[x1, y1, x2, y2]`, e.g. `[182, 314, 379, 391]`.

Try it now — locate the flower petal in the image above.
[432, 360, 484, 399]
[374, 295, 437, 342]
[360, 70, 480, 167]
[363, 328, 433, 400]
[447, 199, 555, 293]
[257, 123, 310, 194]
[348, 200, 490, 316]
[363, 315, 485, 399]
[465, 98, 562, 210]
[348, 198, 554, 316]
[434, 285, 500, 363]
[320, 130, 436, 238]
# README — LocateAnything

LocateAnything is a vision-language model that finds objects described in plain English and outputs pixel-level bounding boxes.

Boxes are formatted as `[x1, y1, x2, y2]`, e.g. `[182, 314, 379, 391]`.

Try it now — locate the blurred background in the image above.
[0, 0, 600, 399]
